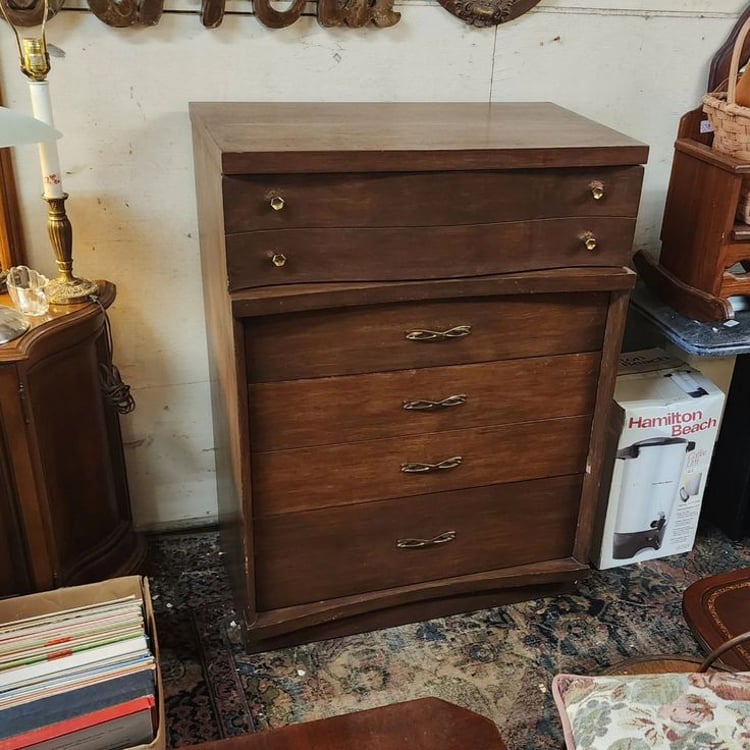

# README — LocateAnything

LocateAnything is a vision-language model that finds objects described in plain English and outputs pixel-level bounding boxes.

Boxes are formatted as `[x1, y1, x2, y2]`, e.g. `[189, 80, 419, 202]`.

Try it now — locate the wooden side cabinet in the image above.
[0, 282, 145, 598]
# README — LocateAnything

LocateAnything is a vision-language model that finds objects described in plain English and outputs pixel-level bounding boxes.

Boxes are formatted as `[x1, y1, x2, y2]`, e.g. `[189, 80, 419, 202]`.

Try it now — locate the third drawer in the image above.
[245, 292, 609, 381]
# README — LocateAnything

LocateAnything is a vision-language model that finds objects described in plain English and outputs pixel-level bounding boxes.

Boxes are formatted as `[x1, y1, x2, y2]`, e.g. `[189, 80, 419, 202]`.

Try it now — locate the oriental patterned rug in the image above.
[146, 525, 750, 750]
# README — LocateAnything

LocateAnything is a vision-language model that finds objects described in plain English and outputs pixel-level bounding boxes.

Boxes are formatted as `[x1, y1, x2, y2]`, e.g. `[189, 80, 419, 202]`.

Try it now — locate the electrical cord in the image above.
[89, 294, 136, 415]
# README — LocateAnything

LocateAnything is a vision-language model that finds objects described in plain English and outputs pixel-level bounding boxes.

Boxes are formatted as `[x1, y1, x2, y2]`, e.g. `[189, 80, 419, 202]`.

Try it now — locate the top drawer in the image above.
[222, 167, 644, 233]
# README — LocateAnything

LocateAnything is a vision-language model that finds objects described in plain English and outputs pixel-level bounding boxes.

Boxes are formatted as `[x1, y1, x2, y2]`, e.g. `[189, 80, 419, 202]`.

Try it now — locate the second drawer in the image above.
[252, 415, 592, 516]
[255, 474, 583, 610]
[226, 217, 636, 291]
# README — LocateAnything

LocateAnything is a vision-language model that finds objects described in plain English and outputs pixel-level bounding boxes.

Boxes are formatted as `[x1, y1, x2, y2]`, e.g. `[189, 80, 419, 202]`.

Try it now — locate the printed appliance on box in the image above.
[593, 349, 725, 570]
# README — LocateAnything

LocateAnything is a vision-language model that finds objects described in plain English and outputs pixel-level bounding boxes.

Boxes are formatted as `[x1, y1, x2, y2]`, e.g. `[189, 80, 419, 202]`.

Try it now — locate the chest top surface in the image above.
[189, 102, 648, 174]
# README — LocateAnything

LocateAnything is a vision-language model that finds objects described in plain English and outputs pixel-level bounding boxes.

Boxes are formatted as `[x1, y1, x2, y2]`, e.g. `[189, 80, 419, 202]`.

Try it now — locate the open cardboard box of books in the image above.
[0, 576, 165, 750]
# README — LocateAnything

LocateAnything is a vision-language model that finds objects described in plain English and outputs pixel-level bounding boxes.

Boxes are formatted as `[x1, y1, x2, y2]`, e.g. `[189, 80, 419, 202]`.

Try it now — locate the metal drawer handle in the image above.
[589, 180, 605, 200]
[270, 195, 285, 211]
[580, 232, 598, 252]
[405, 325, 471, 342]
[403, 394, 467, 411]
[400, 456, 462, 474]
[271, 252, 287, 267]
[397, 531, 457, 550]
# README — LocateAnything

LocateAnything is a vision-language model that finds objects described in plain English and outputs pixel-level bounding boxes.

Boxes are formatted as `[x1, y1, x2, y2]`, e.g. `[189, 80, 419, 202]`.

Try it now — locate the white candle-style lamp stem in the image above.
[28, 81, 64, 200]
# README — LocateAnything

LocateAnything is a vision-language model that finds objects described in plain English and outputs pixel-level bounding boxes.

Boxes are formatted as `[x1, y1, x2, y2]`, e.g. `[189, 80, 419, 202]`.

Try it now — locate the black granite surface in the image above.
[630, 282, 750, 357]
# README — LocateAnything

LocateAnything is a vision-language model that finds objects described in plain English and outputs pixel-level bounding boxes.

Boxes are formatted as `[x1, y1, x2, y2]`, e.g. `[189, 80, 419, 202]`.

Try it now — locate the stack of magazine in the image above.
[0, 595, 156, 750]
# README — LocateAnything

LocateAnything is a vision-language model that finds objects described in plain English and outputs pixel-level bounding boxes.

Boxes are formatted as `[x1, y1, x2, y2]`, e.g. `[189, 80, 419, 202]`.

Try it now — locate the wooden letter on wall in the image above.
[317, 0, 399, 28]
[252, 0, 307, 28]
[87, 0, 163, 26]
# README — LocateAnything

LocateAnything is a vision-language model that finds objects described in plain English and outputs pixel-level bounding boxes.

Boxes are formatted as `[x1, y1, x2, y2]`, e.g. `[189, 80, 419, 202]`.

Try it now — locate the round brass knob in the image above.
[581, 233, 598, 252]
[270, 195, 285, 211]
[271, 253, 287, 268]
[590, 181, 605, 201]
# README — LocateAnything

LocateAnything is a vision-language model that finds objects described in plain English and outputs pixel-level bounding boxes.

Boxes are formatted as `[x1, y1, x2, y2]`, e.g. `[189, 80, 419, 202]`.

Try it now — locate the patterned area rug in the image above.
[146, 526, 750, 749]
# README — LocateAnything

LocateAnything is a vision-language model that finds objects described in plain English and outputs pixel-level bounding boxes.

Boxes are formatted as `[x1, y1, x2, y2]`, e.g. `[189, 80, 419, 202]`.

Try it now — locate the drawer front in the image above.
[225, 218, 635, 291]
[255, 474, 583, 610]
[250, 352, 601, 451]
[246, 293, 608, 382]
[252, 415, 591, 516]
[222, 167, 644, 233]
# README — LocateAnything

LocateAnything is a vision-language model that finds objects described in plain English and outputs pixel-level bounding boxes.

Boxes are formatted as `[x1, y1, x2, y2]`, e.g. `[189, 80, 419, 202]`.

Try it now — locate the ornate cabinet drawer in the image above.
[246, 293, 608, 382]
[222, 167, 644, 233]
[255, 475, 583, 610]
[225, 218, 635, 291]
[252, 415, 592, 516]
[249, 352, 601, 451]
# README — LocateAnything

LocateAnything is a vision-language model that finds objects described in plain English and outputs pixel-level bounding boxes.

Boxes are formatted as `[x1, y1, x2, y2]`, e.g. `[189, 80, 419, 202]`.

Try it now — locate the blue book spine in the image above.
[0, 670, 155, 739]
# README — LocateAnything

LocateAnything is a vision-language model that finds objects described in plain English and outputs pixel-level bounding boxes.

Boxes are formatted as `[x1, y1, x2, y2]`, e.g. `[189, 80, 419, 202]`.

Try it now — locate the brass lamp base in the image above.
[43, 194, 97, 304]
[46, 275, 98, 305]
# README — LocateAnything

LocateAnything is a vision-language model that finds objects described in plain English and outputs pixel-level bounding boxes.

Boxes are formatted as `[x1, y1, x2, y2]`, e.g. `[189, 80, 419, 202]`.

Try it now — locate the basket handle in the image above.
[728, 15, 750, 105]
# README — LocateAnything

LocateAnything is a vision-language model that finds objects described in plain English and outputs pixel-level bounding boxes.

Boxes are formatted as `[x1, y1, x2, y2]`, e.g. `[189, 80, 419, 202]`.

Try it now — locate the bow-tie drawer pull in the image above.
[400, 456, 463, 474]
[402, 394, 467, 411]
[396, 531, 457, 550]
[405, 325, 471, 342]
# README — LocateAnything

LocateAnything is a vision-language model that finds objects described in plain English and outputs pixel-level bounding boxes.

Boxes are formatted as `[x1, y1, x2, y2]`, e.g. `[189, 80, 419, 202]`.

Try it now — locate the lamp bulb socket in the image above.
[21, 37, 50, 81]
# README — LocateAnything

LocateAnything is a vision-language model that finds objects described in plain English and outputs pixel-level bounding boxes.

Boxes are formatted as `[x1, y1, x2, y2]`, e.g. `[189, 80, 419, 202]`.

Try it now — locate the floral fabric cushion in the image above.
[552, 671, 750, 749]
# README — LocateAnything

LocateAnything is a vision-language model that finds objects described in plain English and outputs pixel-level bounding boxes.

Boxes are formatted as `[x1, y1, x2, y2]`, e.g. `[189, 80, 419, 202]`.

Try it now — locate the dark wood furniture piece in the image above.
[634, 6, 750, 322]
[190, 698, 507, 750]
[0, 282, 145, 598]
[190, 102, 647, 651]
[683, 567, 750, 671]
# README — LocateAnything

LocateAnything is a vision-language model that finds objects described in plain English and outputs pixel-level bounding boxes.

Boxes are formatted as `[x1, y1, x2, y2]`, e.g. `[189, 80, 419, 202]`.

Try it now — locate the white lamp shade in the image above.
[0, 105, 61, 148]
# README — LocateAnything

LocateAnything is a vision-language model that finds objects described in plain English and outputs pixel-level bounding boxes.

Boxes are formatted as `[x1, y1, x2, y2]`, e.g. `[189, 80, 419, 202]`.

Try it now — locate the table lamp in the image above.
[0, 0, 97, 304]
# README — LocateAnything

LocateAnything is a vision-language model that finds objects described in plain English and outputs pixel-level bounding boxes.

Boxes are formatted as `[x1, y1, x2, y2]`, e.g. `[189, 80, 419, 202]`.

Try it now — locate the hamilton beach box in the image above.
[593, 349, 725, 570]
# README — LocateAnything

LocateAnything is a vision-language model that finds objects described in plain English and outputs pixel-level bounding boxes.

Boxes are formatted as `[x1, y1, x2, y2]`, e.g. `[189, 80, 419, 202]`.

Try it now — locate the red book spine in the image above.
[0, 695, 155, 750]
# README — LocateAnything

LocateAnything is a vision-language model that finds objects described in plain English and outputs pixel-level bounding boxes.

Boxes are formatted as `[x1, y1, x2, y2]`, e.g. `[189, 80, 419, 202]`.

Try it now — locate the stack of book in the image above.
[0, 595, 157, 750]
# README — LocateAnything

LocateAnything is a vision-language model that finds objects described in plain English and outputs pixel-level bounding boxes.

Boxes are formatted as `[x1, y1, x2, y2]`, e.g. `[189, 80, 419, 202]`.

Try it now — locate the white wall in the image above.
[0, 0, 745, 529]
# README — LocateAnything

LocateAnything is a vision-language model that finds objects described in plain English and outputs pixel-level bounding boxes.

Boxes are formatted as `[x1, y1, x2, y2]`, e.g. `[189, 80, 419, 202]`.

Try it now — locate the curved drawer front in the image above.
[222, 167, 644, 233]
[255, 474, 583, 610]
[250, 352, 601, 451]
[246, 293, 608, 382]
[225, 217, 635, 291]
[252, 415, 591, 516]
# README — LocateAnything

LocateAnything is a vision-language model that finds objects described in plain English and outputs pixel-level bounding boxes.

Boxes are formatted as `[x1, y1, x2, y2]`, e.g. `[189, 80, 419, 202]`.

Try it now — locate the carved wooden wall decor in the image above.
[437, 0, 540, 27]
[0, 0, 538, 36]
[1, 0, 399, 28]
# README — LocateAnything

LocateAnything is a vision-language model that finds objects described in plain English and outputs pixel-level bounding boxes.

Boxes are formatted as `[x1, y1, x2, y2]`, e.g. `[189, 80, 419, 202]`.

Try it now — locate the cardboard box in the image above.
[593, 349, 725, 570]
[0, 576, 164, 750]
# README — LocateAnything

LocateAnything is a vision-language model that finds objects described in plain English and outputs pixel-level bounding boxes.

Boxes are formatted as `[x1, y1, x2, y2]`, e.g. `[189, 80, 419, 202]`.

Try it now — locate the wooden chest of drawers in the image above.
[190, 102, 647, 651]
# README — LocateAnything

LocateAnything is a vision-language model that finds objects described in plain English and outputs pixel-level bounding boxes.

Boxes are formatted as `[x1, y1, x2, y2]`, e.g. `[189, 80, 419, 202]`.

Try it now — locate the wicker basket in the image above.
[703, 15, 750, 223]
